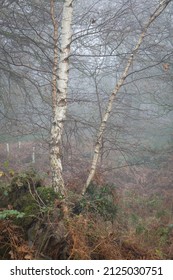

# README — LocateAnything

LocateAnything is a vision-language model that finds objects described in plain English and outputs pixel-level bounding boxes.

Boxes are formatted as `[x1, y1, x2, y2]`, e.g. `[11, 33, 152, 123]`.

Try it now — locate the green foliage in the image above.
[130, 213, 139, 224]
[0, 181, 11, 208]
[146, 196, 162, 209]
[135, 223, 146, 235]
[37, 186, 60, 206]
[74, 184, 117, 221]
[0, 182, 10, 196]
[156, 226, 170, 245]
[156, 209, 168, 219]
[10, 169, 42, 189]
[3, 160, 9, 169]
[0, 169, 62, 228]
[0, 209, 25, 220]
[12, 185, 60, 228]
[128, 213, 147, 235]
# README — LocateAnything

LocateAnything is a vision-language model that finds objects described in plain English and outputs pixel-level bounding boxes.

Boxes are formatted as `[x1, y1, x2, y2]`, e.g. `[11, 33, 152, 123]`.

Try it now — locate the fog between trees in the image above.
[0, 0, 173, 194]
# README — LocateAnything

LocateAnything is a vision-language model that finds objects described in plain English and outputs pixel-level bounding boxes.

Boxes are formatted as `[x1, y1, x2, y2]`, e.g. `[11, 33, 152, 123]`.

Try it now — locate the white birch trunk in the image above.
[83, 0, 171, 195]
[50, 0, 73, 195]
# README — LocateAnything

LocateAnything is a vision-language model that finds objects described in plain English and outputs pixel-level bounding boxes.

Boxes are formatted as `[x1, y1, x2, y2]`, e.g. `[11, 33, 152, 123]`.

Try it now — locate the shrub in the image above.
[73, 184, 118, 221]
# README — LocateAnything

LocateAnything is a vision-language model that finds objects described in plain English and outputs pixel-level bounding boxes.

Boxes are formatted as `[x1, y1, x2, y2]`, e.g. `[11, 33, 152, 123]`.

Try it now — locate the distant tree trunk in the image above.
[50, 0, 73, 195]
[83, 0, 171, 195]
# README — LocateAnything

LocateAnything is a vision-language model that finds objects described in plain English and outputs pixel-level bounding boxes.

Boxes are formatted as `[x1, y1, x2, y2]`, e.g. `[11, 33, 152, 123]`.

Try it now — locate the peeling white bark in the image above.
[83, 0, 172, 195]
[50, 0, 73, 195]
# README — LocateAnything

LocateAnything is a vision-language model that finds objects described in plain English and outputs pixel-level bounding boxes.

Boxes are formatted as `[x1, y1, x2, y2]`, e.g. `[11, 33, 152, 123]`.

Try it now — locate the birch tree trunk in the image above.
[50, 0, 73, 195]
[83, 0, 172, 195]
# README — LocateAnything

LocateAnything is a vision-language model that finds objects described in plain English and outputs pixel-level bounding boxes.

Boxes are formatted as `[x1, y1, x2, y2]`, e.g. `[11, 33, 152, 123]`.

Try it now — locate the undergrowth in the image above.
[117, 187, 173, 259]
[0, 220, 36, 260]
[0, 168, 173, 259]
[72, 183, 118, 221]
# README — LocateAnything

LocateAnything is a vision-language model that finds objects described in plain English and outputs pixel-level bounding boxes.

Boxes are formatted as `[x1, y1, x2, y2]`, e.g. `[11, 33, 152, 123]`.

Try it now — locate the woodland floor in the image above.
[0, 141, 173, 260]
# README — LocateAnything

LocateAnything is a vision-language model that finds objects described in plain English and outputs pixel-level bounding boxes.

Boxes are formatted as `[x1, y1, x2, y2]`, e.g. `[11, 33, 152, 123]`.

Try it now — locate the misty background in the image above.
[0, 0, 173, 184]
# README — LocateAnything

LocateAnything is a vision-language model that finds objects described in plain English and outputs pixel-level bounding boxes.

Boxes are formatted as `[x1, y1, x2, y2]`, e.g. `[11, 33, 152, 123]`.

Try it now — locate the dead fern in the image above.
[0, 220, 36, 260]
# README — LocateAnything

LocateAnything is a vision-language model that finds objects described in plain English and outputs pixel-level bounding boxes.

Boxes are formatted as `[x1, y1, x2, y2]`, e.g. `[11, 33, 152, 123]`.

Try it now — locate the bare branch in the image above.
[83, 0, 172, 195]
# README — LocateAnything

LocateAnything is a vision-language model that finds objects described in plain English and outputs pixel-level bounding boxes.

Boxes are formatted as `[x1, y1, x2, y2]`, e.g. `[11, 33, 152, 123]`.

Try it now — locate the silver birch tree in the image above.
[50, 0, 73, 195]
[83, 0, 172, 195]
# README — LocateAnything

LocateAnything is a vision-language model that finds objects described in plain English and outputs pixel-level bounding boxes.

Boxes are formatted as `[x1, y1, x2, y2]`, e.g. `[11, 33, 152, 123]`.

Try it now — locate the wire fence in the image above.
[0, 141, 50, 174]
